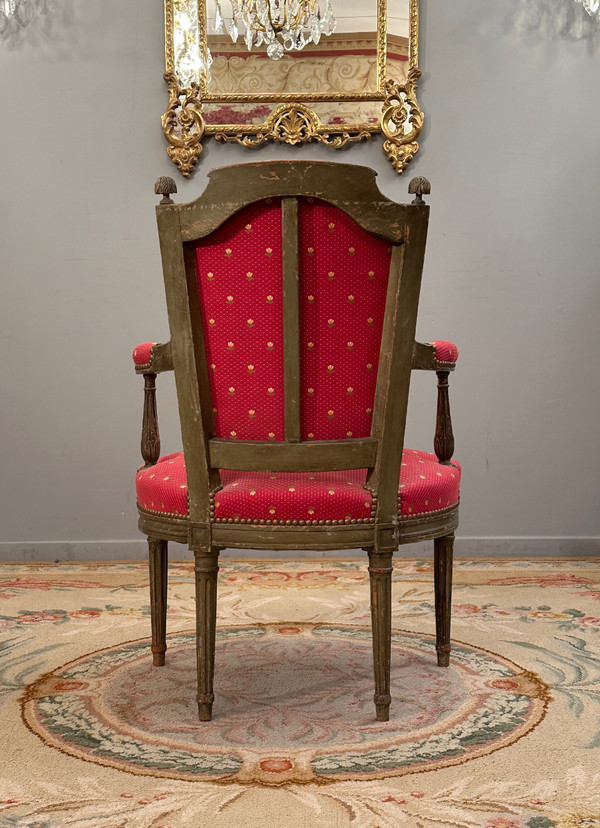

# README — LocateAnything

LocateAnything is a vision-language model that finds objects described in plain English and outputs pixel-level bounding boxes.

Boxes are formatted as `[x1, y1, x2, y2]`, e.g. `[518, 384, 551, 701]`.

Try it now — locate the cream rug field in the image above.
[1, 558, 599, 827]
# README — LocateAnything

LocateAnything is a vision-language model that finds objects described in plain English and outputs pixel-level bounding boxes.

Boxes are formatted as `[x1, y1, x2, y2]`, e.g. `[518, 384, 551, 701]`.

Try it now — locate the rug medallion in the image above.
[21, 623, 549, 785]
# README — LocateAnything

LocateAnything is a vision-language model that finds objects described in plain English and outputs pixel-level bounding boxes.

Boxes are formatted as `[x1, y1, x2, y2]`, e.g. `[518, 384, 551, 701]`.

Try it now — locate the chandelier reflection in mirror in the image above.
[173, 2, 211, 88]
[213, 0, 337, 59]
[0, 0, 48, 37]
[577, 0, 599, 16]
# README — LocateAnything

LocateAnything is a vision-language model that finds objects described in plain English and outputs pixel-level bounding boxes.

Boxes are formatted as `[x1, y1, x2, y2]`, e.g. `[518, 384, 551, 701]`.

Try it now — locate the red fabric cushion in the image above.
[430, 340, 459, 365]
[136, 450, 460, 524]
[132, 342, 156, 367]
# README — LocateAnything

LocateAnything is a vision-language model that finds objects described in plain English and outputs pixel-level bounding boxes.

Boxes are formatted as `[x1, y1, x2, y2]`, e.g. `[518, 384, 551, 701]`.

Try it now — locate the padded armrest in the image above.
[412, 340, 458, 371]
[133, 341, 173, 374]
[430, 340, 458, 365]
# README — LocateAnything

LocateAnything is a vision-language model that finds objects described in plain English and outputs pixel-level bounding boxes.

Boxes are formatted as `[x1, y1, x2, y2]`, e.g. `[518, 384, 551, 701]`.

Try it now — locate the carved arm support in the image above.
[411, 340, 458, 466]
[133, 342, 173, 469]
[434, 370, 454, 465]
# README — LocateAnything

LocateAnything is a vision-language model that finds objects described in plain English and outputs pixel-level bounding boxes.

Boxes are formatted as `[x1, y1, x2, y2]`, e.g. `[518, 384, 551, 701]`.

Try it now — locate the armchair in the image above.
[132, 161, 460, 723]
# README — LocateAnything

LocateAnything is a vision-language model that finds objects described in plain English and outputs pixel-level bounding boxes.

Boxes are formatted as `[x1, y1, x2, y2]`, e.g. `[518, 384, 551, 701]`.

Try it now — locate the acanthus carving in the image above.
[161, 71, 205, 178]
[270, 104, 316, 144]
[213, 104, 373, 151]
[381, 67, 424, 174]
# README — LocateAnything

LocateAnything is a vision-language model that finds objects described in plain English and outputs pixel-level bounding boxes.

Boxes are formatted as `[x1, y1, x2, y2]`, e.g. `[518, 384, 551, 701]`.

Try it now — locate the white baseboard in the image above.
[0, 537, 598, 561]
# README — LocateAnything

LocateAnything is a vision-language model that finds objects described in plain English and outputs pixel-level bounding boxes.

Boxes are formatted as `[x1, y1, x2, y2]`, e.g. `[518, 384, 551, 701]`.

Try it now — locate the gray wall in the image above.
[1, 1, 599, 559]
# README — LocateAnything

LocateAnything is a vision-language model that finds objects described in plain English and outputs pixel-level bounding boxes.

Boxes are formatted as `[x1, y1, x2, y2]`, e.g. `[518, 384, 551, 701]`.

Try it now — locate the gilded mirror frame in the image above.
[163, 0, 422, 177]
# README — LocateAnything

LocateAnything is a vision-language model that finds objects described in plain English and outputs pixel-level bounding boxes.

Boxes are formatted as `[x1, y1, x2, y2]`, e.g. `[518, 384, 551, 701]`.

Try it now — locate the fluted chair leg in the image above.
[195, 548, 220, 721]
[434, 533, 454, 667]
[368, 551, 393, 722]
[148, 538, 168, 666]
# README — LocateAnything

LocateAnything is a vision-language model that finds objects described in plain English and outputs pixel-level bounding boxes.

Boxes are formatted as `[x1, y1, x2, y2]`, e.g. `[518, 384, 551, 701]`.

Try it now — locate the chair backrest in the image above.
[155, 161, 429, 528]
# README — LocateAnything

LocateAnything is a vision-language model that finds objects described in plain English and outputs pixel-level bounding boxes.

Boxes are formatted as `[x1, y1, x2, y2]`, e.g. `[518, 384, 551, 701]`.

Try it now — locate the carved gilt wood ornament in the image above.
[163, 0, 423, 176]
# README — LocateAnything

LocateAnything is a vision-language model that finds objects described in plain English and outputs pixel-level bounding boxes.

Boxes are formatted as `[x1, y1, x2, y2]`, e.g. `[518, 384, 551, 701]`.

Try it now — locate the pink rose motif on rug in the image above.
[21, 625, 549, 785]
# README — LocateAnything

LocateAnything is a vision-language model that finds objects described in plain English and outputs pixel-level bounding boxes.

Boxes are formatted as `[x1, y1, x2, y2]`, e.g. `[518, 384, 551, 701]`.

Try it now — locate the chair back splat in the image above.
[135, 161, 461, 723]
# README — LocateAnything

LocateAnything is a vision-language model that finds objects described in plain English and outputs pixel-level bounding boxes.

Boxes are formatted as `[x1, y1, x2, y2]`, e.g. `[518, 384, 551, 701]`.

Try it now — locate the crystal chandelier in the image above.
[575, 0, 600, 16]
[515, 0, 600, 36]
[0, 0, 48, 37]
[213, 0, 337, 60]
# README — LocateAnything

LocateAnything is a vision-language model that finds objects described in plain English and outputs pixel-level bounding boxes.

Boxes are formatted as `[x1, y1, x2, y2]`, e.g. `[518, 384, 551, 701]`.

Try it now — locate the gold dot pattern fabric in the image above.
[193, 199, 286, 441]
[298, 199, 391, 440]
[136, 450, 461, 523]
[192, 198, 391, 442]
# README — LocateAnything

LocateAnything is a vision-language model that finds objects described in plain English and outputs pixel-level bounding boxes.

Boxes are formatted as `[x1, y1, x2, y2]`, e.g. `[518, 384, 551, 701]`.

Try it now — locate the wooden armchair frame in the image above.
[135, 161, 458, 722]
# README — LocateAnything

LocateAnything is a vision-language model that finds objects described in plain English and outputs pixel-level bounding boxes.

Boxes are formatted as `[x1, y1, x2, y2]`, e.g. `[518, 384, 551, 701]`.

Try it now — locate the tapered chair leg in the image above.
[148, 538, 168, 666]
[434, 532, 454, 667]
[195, 548, 220, 721]
[368, 551, 393, 722]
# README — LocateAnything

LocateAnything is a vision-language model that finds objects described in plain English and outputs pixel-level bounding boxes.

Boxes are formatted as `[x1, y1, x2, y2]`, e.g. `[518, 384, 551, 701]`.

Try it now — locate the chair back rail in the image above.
[178, 161, 409, 244]
[208, 437, 378, 472]
[155, 161, 429, 528]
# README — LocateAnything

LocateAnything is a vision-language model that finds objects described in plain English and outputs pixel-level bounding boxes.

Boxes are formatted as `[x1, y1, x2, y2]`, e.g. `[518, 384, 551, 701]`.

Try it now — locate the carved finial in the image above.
[408, 176, 431, 204]
[154, 176, 177, 204]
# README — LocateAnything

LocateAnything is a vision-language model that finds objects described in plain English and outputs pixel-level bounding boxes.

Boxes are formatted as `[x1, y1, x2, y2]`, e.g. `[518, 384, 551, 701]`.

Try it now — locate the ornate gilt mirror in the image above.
[163, 0, 422, 177]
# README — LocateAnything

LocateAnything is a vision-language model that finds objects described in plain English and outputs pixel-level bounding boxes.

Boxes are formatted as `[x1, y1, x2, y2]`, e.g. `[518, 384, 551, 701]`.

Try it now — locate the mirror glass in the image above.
[206, 1, 383, 98]
[202, 0, 408, 128]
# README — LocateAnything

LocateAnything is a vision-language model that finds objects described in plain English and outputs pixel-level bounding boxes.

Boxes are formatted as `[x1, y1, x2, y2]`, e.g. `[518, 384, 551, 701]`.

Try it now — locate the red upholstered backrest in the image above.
[195, 199, 286, 441]
[194, 198, 391, 442]
[298, 199, 391, 440]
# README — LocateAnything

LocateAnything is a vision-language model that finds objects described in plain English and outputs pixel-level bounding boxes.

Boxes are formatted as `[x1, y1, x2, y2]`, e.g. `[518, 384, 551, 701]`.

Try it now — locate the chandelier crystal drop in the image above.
[213, 0, 337, 60]
[576, 0, 600, 17]
[0, 0, 48, 36]
[173, 1, 213, 88]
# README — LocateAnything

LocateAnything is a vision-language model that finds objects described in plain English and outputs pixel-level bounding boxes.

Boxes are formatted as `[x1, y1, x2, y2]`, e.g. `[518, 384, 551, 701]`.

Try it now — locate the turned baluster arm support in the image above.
[141, 373, 161, 468]
[434, 370, 454, 465]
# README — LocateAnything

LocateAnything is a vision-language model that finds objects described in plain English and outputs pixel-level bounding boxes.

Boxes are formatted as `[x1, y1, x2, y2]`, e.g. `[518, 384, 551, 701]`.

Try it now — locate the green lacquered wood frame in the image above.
[138, 160, 457, 723]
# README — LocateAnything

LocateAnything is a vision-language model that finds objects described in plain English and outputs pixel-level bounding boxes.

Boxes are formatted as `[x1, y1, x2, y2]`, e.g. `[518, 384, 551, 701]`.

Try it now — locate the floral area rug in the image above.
[1, 558, 599, 827]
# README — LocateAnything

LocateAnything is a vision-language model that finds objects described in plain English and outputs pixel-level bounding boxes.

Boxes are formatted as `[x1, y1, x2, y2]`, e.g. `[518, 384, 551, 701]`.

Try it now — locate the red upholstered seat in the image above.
[136, 449, 460, 524]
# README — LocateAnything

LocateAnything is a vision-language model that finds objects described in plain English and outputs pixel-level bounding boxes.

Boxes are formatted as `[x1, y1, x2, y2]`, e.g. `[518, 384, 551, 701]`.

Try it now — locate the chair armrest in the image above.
[412, 340, 458, 371]
[133, 341, 173, 375]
